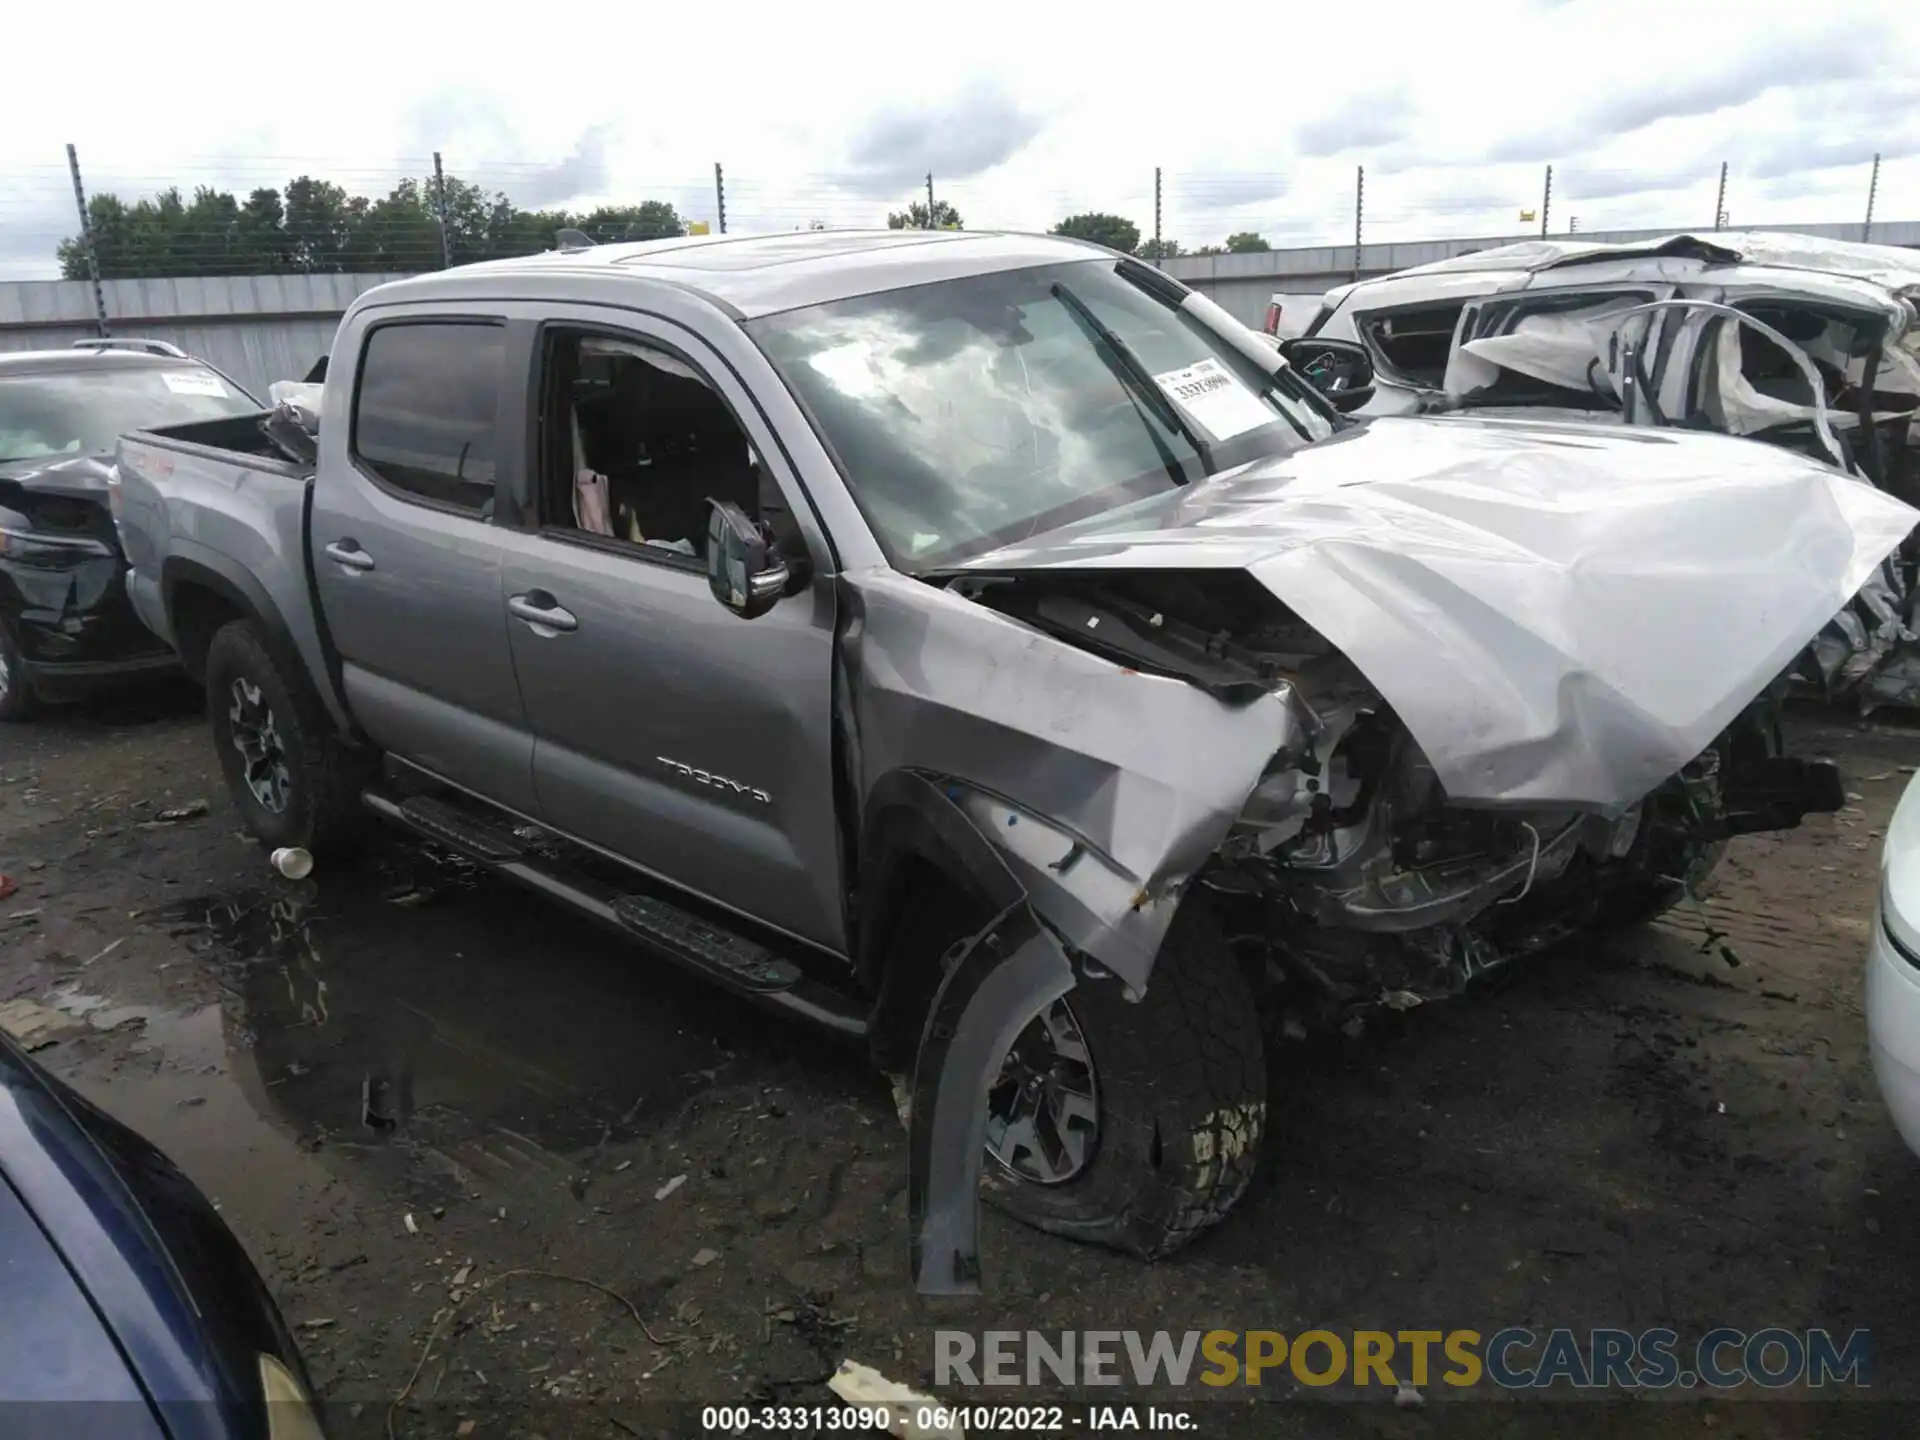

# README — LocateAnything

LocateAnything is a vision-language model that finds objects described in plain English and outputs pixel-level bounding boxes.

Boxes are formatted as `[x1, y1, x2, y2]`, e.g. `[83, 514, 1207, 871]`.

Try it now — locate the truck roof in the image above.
[360, 228, 1118, 319]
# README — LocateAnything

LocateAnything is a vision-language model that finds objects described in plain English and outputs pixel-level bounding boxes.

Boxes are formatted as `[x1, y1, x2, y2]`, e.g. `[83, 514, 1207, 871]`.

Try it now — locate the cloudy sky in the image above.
[2, 0, 1915, 281]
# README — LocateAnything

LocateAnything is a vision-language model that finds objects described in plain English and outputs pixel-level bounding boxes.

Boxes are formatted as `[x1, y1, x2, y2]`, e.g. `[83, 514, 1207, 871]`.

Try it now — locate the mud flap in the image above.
[907, 901, 1077, 1296]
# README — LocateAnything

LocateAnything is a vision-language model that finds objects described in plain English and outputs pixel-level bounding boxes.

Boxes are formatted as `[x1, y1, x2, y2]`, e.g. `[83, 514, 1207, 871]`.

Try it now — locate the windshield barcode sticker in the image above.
[160, 370, 228, 397]
[1151, 358, 1272, 441]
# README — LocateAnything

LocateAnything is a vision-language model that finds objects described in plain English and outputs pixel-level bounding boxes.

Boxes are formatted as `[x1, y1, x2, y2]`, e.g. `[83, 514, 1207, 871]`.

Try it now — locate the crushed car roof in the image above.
[1389, 231, 1920, 292]
[381, 229, 1119, 318]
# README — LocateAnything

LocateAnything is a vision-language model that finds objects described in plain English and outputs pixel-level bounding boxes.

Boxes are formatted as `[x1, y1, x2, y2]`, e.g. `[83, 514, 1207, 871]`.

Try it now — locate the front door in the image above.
[311, 314, 537, 813]
[493, 313, 846, 952]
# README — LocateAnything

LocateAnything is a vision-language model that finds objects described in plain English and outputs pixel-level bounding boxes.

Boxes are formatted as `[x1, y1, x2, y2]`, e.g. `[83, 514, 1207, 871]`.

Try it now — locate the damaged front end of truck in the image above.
[849, 417, 1919, 1296]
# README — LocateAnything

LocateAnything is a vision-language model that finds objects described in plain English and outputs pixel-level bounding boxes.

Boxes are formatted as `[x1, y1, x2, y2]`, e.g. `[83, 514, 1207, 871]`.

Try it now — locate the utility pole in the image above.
[65, 144, 109, 337]
[1352, 165, 1365, 283]
[1153, 166, 1163, 266]
[432, 151, 451, 268]
[714, 163, 728, 235]
[1540, 164, 1552, 238]
[926, 172, 935, 229]
[1863, 153, 1881, 244]
[1713, 161, 1728, 231]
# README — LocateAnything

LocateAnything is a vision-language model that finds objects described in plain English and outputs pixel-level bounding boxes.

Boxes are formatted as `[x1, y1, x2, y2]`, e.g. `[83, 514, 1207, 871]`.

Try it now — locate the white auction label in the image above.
[1151, 357, 1273, 440]
[160, 370, 228, 397]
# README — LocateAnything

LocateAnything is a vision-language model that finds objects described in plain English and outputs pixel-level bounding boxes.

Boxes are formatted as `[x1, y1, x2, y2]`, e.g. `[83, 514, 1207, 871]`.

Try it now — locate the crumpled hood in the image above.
[0, 451, 116, 499]
[958, 414, 1918, 810]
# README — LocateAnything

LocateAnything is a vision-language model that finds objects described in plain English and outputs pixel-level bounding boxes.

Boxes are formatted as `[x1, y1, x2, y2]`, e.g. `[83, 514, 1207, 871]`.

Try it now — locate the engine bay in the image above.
[952, 567, 1847, 1029]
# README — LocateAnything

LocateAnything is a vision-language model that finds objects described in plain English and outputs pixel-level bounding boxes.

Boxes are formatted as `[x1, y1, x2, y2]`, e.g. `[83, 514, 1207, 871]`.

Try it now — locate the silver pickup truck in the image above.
[112, 229, 1915, 1294]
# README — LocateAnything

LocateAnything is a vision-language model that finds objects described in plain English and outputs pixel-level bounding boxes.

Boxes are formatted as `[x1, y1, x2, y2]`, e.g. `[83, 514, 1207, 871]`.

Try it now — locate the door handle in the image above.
[324, 540, 375, 572]
[508, 592, 578, 634]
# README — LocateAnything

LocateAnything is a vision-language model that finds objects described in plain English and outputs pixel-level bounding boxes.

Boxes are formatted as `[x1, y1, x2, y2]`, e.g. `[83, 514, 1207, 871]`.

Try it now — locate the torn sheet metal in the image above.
[842, 571, 1301, 990]
[1396, 231, 1920, 296]
[956, 414, 1918, 810]
[1444, 299, 1638, 399]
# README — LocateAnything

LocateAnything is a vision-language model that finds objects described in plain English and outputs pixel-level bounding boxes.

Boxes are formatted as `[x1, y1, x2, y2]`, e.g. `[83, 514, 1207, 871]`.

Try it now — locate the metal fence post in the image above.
[1863, 153, 1881, 244]
[1540, 165, 1553, 238]
[65, 143, 110, 337]
[1352, 165, 1364, 282]
[1153, 166, 1163, 265]
[432, 151, 452, 268]
[1714, 161, 1728, 230]
[715, 163, 727, 234]
[926, 172, 935, 229]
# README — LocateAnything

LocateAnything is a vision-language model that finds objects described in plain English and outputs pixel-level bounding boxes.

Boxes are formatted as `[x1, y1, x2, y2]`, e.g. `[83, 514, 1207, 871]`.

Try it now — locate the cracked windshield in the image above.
[751, 258, 1333, 567]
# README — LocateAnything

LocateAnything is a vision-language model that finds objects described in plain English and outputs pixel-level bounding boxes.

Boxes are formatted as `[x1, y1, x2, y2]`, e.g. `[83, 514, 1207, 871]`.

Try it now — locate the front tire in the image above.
[0, 623, 40, 722]
[204, 620, 369, 856]
[898, 896, 1268, 1260]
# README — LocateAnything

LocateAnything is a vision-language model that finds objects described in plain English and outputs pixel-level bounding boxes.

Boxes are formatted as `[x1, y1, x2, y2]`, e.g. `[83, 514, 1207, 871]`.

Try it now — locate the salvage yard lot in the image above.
[4, 685, 1920, 1436]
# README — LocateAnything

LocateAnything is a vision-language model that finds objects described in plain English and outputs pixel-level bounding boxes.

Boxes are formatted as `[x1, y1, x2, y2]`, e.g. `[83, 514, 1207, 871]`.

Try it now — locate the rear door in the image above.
[310, 313, 539, 813]
[1449, 280, 1676, 409]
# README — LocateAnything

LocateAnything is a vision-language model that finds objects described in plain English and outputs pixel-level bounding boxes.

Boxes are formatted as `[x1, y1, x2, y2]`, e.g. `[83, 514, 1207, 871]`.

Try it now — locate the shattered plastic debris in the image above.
[403, 1213, 419, 1235]
[0, 998, 83, 1051]
[142, 799, 210, 827]
[690, 1248, 720, 1268]
[654, 1173, 688, 1201]
[827, 1359, 965, 1440]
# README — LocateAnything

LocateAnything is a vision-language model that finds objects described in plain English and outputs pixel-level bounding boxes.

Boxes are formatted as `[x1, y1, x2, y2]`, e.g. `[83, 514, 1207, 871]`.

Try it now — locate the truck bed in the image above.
[114, 417, 340, 730]
[125, 412, 311, 479]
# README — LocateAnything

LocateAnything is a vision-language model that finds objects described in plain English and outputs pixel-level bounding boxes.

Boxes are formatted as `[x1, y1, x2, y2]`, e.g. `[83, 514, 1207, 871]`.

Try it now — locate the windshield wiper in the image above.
[1050, 282, 1215, 477]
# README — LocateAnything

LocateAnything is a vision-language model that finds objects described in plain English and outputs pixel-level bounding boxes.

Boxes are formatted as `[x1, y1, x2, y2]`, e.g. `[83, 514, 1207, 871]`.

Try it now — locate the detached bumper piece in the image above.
[908, 902, 1076, 1296]
[1711, 756, 1847, 839]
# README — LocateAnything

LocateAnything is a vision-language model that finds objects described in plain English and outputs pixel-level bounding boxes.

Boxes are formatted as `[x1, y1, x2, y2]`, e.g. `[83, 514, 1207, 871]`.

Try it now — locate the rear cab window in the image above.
[350, 322, 506, 515]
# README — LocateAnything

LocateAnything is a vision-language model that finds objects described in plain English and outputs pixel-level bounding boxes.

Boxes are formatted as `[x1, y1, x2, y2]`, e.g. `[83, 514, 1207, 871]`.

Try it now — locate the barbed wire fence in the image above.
[3, 145, 1907, 313]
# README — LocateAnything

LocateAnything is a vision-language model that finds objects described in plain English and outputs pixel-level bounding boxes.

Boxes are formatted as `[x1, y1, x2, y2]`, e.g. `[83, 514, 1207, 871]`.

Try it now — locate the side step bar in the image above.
[364, 790, 868, 1041]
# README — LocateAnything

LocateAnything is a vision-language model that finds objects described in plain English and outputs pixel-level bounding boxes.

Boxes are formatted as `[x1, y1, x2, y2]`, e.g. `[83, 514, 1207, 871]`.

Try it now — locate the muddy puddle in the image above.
[50, 837, 866, 1204]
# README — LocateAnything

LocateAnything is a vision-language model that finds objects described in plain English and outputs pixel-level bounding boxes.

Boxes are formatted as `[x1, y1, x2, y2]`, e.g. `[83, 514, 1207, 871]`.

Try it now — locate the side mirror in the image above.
[706, 499, 793, 619]
[1279, 337, 1376, 413]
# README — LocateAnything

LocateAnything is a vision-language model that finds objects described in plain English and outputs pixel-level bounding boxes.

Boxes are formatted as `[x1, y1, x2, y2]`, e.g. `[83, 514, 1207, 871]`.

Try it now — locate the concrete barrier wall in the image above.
[0, 272, 410, 399]
[6, 220, 1915, 392]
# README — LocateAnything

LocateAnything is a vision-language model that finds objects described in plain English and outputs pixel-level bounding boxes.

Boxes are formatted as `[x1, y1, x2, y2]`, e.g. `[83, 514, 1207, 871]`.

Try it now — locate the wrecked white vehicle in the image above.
[108, 232, 1915, 1295]
[1298, 231, 1920, 705]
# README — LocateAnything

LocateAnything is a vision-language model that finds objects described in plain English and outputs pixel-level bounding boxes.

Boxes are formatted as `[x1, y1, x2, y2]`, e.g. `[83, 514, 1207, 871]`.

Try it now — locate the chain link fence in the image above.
[1, 147, 1910, 286]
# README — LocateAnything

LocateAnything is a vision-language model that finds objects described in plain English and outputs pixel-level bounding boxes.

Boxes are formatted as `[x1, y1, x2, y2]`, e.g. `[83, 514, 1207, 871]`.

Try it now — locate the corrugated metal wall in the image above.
[0, 272, 409, 399]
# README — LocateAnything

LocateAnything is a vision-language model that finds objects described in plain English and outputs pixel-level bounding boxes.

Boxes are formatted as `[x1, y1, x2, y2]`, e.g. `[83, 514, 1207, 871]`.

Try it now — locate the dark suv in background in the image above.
[0, 340, 260, 720]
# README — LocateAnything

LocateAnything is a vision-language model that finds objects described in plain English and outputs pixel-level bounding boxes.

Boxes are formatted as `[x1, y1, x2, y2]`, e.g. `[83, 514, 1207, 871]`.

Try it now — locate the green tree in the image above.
[570, 201, 687, 243]
[1225, 231, 1271, 253]
[887, 198, 963, 230]
[1049, 212, 1140, 254]
[1136, 237, 1183, 260]
[57, 173, 690, 279]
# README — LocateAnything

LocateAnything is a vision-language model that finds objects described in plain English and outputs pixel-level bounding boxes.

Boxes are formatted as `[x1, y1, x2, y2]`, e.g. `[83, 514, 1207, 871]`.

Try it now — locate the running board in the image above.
[362, 789, 867, 1040]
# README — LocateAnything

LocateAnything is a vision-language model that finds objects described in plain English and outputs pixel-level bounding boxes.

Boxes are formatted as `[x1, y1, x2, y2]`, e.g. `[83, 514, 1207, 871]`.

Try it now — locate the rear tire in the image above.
[894, 895, 1267, 1260]
[204, 620, 370, 856]
[0, 623, 39, 722]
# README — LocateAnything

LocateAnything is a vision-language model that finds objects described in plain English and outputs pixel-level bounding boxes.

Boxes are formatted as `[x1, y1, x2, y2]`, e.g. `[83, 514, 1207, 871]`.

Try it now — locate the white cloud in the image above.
[0, 0, 1914, 279]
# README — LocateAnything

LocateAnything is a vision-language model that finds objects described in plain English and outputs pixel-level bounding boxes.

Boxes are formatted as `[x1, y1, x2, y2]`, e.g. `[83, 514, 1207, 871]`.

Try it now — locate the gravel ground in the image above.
[3, 680, 1918, 1438]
